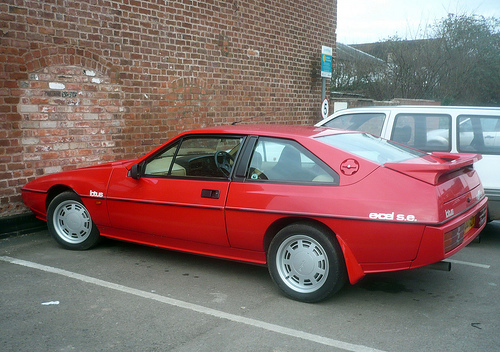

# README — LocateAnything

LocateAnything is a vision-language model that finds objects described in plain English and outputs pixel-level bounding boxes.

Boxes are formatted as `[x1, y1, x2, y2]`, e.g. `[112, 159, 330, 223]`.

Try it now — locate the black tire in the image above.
[267, 223, 346, 302]
[46, 191, 101, 250]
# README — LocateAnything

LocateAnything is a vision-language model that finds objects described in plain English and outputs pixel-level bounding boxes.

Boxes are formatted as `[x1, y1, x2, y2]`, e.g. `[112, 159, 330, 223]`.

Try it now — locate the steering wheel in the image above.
[214, 151, 234, 177]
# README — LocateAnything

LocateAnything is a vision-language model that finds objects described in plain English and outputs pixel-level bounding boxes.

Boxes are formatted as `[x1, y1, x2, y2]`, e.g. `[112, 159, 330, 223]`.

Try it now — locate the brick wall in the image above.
[0, 0, 336, 217]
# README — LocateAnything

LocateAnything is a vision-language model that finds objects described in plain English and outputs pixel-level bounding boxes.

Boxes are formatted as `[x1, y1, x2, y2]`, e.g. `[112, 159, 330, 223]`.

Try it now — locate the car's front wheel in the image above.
[267, 223, 346, 302]
[47, 192, 101, 250]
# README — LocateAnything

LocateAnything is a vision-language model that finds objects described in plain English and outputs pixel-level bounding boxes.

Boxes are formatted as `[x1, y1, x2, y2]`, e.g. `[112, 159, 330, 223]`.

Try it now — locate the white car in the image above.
[316, 105, 500, 221]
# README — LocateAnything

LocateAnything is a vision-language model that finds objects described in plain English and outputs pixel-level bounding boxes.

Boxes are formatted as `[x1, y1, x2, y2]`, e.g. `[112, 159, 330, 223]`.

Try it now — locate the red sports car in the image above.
[22, 125, 488, 302]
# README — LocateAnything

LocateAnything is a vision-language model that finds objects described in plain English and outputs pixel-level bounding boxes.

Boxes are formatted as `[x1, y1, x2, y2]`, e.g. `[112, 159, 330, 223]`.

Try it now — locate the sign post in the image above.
[320, 46, 332, 116]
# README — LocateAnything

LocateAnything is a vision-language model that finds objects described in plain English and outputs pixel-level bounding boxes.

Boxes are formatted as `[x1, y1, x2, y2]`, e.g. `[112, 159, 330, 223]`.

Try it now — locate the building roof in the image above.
[336, 43, 386, 65]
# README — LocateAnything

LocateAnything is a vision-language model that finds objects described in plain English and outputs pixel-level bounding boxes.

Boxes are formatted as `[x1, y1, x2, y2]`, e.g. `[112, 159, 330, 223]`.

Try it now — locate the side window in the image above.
[323, 113, 386, 136]
[458, 115, 500, 154]
[246, 137, 339, 184]
[144, 136, 243, 178]
[391, 113, 451, 152]
[143, 141, 180, 176]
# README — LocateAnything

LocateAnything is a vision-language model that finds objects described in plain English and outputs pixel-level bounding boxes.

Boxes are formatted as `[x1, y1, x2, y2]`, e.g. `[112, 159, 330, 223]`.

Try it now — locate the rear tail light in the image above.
[477, 206, 487, 228]
[444, 223, 465, 253]
[444, 205, 487, 253]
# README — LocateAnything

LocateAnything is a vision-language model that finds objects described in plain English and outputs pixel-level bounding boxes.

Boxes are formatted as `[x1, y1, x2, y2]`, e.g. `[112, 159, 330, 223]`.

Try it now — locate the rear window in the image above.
[391, 113, 451, 152]
[318, 133, 425, 164]
[323, 113, 386, 136]
[457, 115, 500, 155]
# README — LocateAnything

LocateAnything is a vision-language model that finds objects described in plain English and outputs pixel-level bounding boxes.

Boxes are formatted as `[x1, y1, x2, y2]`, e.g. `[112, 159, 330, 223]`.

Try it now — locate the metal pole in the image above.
[321, 77, 326, 101]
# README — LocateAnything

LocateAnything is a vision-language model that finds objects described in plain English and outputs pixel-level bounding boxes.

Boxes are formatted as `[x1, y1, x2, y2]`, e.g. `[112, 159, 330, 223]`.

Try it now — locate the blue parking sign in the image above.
[321, 46, 332, 78]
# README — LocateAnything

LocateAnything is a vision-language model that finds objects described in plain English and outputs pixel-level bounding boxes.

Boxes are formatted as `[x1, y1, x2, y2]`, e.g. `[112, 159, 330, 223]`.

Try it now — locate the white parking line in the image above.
[444, 259, 491, 269]
[0, 255, 386, 352]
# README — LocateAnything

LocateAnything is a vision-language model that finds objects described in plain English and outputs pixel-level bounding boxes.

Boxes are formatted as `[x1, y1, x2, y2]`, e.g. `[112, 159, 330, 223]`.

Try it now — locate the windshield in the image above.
[317, 133, 426, 164]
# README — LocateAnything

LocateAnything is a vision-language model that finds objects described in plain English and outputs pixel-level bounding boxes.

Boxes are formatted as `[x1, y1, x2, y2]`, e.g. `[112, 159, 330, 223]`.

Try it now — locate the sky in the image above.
[337, 0, 500, 44]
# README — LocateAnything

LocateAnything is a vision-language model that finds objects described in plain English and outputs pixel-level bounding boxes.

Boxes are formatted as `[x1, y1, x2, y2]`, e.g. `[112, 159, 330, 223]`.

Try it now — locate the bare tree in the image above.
[332, 14, 500, 105]
[435, 14, 500, 105]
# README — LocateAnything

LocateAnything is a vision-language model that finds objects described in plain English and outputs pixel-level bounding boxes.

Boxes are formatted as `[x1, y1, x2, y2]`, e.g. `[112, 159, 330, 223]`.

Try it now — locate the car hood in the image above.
[22, 159, 137, 194]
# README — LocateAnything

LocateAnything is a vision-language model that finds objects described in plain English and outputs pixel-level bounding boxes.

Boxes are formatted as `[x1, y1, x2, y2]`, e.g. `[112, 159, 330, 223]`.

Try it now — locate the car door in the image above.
[225, 136, 340, 251]
[106, 135, 243, 247]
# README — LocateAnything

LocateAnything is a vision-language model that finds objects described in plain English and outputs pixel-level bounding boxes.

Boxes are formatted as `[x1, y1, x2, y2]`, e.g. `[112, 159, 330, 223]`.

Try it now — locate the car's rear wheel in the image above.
[267, 223, 346, 302]
[47, 192, 101, 250]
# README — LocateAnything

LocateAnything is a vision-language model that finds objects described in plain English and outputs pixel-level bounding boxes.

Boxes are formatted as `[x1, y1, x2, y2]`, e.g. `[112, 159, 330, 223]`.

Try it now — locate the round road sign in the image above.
[321, 98, 329, 119]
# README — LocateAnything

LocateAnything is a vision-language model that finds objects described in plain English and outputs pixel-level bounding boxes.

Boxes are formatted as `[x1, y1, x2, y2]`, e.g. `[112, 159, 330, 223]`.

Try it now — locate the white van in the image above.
[316, 106, 500, 221]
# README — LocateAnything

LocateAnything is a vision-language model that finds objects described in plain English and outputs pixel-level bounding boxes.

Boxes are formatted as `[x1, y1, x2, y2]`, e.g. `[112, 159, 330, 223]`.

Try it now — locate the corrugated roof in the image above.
[336, 43, 386, 65]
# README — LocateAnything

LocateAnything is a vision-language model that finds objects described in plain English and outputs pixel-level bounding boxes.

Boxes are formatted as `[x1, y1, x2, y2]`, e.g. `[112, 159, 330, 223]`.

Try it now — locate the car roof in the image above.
[330, 105, 500, 113]
[184, 124, 350, 139]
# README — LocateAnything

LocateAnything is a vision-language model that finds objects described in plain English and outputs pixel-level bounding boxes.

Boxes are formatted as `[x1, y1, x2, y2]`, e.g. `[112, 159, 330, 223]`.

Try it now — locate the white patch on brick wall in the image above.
[20, 121, 40, 129]
[21, 138, 39, 145]
[49, 82, 65, 90]
[40, 121, 57, 128]
[247, 49, 260, 57]
[18, 105, 38, 113]
[84, 113, 98, 120]
[44, 166, 62, 174]
[53, 143, 69, 151]
[23, 154, 41, 161]
[20, 65, 125, 190]
[40, 106, 50, 112]
[36, 145, 52, 152]
[102, 141, 115, 147]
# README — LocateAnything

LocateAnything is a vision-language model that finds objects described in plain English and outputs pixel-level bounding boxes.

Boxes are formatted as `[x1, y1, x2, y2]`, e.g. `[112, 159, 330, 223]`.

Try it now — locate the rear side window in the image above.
[246, 137, 339, 184]
[457, 115, 500, 155]
[323, 113, 385, 136]
[391, 113, 451, 152]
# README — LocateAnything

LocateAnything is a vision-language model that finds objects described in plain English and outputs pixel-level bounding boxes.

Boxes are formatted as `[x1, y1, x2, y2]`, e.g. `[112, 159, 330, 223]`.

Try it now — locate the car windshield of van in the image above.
[322, 113, 385, 136]
[317, 133, 426, 164]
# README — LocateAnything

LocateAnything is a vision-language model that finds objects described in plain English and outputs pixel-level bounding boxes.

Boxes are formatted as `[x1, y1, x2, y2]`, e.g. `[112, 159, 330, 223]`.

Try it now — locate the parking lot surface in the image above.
[1, 221, 499, 352]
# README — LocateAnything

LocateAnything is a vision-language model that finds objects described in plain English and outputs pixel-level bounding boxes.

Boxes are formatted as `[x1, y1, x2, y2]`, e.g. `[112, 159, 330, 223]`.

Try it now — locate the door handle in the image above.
[201, 189, 220, 199]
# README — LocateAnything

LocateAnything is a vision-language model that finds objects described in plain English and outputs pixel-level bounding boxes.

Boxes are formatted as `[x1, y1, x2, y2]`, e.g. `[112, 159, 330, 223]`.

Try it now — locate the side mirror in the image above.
[129, 163, 142, 180]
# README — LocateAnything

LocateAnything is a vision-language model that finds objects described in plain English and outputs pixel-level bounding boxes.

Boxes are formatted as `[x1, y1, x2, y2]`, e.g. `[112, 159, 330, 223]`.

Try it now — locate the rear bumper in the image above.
[410, 197, 488, 269]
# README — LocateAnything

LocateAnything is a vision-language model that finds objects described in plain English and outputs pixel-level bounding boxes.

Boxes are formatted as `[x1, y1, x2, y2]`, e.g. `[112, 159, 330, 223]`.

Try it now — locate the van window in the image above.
[323, 113, 385, 136]
[391, 114, 451, 152]
[457, 115, 500, 155]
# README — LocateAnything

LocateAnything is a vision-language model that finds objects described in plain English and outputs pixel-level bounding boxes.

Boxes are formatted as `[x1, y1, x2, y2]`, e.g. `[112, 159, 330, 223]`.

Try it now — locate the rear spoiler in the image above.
[384, 152, 482, 185]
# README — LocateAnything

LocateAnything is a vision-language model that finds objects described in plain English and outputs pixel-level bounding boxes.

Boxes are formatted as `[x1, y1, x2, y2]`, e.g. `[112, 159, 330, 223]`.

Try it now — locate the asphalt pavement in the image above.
[1, 221, 499, 352]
